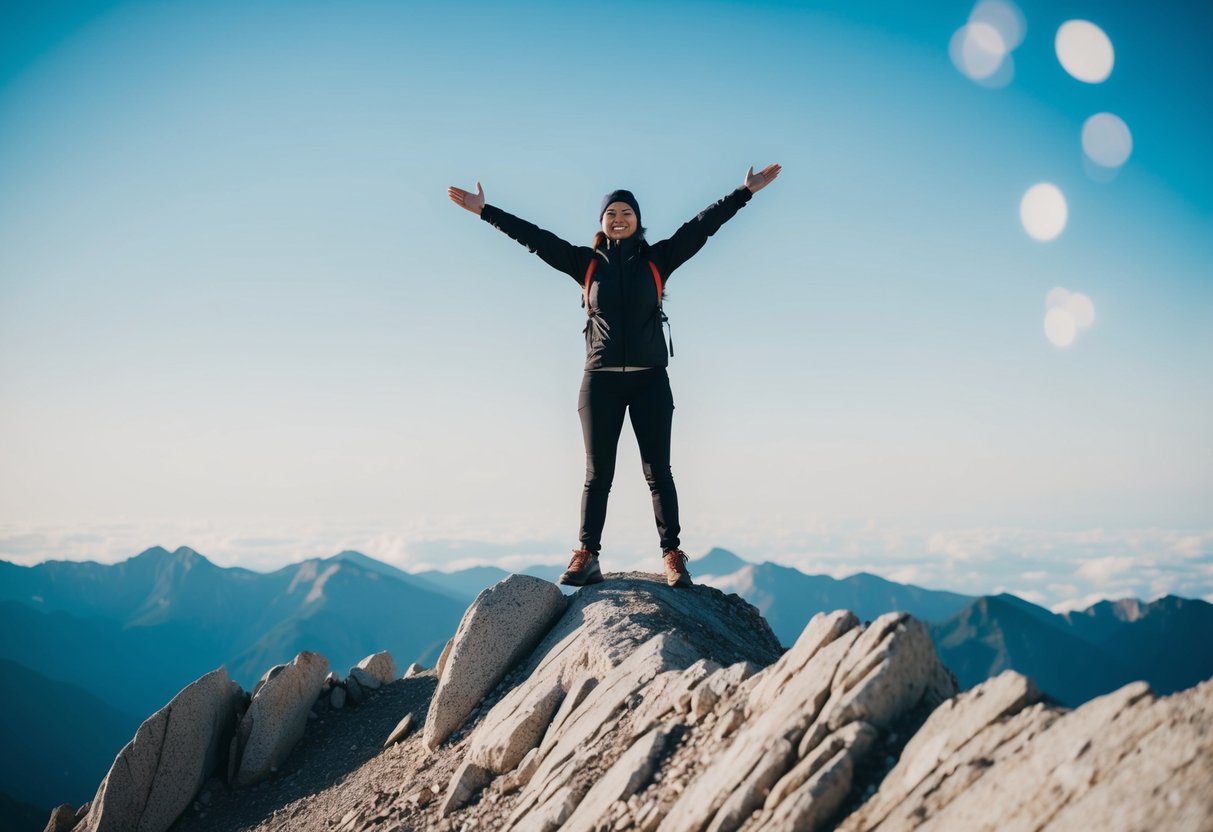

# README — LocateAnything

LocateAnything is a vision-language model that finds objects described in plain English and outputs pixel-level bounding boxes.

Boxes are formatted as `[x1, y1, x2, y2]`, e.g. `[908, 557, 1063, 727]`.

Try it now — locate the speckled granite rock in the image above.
[351, 651, 396, 687]
[424, 575, 567, 749]
[77, 667, 242, 832]
[658, 611, 955, 832]
[838, 673, 1213, 832]
[42, 803, 77, 832]
[463, 573, 784, 825]
[232, 651, 329, 788]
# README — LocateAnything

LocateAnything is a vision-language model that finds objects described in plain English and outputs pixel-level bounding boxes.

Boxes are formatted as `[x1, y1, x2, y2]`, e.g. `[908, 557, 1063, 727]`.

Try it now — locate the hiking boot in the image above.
[663, 548, 693, 588]
[559, 549, 603, 587]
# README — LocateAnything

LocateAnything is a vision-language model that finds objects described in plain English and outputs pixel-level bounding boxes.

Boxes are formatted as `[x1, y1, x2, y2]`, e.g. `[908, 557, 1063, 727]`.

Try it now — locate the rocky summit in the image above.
[45, 572, 1213, 832]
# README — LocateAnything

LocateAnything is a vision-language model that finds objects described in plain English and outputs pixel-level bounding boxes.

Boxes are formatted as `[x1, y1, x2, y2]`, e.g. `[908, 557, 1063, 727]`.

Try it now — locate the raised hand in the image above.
[448, 181, 485, 215]
[744, 163, 782, 194]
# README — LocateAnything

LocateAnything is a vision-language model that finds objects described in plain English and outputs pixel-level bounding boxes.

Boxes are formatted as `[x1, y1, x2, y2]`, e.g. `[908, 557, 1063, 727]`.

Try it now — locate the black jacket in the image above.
[480, 186, 753, 369]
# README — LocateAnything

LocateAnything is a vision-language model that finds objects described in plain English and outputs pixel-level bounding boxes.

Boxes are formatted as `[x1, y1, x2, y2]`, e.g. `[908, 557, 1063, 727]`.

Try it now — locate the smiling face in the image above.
[601, 202, 638, 240]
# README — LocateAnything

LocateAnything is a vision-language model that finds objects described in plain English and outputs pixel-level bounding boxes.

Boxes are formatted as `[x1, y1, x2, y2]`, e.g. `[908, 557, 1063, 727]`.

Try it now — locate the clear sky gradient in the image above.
[1, 0, 1210, 609]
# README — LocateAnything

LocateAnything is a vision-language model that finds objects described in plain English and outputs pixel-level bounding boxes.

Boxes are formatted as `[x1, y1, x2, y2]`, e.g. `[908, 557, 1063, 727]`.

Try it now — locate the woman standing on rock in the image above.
[447, 165, 782, 588]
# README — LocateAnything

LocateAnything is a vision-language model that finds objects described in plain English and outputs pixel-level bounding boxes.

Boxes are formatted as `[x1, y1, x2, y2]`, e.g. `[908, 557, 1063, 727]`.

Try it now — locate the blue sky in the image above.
[1, 0, 1210, 609]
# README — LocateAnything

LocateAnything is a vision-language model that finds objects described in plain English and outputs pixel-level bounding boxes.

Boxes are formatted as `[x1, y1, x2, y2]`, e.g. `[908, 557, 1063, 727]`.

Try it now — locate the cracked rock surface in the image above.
[59, 569, 1212, 832]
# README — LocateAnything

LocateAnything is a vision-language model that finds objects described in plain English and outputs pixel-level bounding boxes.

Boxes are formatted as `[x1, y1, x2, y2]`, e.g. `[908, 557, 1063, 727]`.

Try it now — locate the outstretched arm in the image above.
[655, 163, 782, 276]
[447, 181, 588, 282]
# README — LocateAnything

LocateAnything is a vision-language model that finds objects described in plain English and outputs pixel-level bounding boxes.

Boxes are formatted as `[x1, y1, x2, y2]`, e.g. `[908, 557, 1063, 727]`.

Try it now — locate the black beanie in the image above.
[600, 189, 641, 226]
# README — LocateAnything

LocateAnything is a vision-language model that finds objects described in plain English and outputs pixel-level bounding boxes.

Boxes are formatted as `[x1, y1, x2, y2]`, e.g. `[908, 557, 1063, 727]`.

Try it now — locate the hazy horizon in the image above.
[3, 521, 1210, 614]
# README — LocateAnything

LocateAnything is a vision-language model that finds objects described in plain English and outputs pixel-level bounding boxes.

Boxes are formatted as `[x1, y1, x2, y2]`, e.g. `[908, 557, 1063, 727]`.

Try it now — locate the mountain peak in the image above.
[694, 547, 749, 575]
[130, 545, 209, 566]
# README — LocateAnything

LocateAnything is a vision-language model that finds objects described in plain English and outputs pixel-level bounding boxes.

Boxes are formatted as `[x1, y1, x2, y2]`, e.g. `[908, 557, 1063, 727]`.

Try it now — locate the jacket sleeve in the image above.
[652, 186, 753, 277]
[480, 204, 590, 285]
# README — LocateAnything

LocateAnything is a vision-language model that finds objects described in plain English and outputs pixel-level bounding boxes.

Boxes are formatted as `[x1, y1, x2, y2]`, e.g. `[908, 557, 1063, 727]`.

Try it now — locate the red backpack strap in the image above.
[583, 258, 598, 316]
[648, 261, 663, 308]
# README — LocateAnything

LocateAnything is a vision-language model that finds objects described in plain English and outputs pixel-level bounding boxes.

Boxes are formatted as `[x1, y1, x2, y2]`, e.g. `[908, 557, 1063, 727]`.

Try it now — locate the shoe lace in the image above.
[663, 548, 690, 575]
[568, 548, 595, 571]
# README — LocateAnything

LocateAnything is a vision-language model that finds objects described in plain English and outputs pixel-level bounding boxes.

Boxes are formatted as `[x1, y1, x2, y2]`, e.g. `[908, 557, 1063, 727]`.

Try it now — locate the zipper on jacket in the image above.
[619, 241, 627, 370]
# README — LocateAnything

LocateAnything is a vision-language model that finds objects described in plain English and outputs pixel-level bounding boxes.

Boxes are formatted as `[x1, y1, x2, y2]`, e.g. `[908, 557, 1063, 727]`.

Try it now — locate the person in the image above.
[447, 164, 781, 588]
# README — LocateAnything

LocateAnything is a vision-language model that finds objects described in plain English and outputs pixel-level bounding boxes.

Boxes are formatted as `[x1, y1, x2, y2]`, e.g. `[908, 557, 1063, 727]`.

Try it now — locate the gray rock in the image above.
[352, 651, 396, 686]
[384, 713, 414, 747]
[489, 573, 783, 831]
[348, 667, 381, 691]
[468, 676, 565, 774]
[562, 727, 669, 832]
[424, 575, 567, 749]
[660, 611, 956, 832]
[346, 674, 365, 706]
[78, 667, 242, 832]
[764, 721, 877, 831]
[436, 638, 454, 680]
[439, 760, 492, 817]
[43, 804, 77, 832]
[838, 676, 1213, 832]
[231, 651, 329, 788]
[330, 685, 347, 710]
[404, 662, 425, 678]
[251, 663, 286, 698]
[513, 786, 577, 832]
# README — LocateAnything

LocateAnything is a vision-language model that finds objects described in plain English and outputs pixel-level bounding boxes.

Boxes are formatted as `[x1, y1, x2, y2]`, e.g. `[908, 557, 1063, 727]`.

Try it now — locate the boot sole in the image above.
[559, 571, 604, 587]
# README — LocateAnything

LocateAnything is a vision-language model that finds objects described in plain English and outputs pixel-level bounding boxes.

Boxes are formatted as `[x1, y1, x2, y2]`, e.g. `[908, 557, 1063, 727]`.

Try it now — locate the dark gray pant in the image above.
[577, 368, 680, 553]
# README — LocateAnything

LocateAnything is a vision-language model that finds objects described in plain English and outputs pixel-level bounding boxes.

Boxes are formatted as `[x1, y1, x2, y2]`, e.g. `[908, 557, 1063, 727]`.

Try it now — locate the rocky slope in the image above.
[45, 572, 1212, 832]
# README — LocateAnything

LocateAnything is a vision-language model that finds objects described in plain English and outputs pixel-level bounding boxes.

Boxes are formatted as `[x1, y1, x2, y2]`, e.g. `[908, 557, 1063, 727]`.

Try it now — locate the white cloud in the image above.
[1076, 556, 1137, 585]
[1172, 534, 1211, 559]
[1015, 589, 1048, 605]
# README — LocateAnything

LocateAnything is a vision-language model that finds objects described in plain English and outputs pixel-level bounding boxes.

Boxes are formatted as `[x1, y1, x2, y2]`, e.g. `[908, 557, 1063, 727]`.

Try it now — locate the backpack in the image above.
[582, 257, 674, 357]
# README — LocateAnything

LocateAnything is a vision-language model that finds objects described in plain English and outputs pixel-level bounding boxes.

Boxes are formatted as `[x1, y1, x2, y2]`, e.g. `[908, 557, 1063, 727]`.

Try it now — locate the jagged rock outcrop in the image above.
[231, 651, 329, 787]
[43, 803, 78, 832]
[76, 667, 242, 832]
[839, 670, 1213, 831]
[658, 609, 954, 832]
[71, 570, 1212, 832]
[424, 574, 567, 749]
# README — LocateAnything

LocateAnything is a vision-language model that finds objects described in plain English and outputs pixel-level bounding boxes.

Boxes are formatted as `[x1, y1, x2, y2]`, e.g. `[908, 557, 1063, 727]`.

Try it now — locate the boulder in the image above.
[424, 575, 567, 749]
[43, 804, 77, 832]
[436, 638, 454, 679]
[231, 651, 329, 788]
[352, 651, 396, 686]
[349, 667, 381, 691]
[404, 662, 425, 678]
[78, 667, 242, 832]
[330, 685, 347, 710]
[493, 574, 783, 827]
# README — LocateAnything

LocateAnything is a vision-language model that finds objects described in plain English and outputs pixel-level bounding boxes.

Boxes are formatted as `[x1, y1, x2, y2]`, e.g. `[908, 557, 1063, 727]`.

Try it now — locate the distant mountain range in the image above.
[0, 546, 466, 814]
[2, 544, 1210, 823]
[931, 592, 1213, 706]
